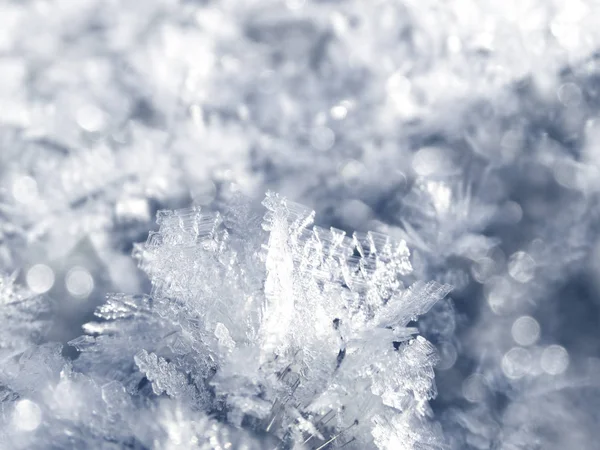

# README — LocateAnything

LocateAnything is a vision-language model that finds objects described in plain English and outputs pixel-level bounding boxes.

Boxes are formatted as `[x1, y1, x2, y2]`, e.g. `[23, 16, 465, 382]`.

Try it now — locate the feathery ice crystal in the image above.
[2, 192, 450, 449]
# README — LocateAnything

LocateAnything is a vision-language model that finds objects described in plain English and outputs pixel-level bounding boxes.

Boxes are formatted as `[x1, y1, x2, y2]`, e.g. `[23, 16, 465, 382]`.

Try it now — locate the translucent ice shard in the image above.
[134, 350, 201, 400]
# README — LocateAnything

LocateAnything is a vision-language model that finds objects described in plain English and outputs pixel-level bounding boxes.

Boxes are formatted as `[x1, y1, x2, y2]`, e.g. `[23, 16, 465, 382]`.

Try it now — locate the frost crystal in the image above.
[67, 192, 450, 449]
[0, 273, 50, 358]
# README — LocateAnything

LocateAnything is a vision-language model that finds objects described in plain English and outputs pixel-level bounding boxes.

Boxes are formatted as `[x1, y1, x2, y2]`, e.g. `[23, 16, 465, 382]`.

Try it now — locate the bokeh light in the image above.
[502, 347, 532, 379]
[541, 345, 569, 375]
[511, 316, 541, 346]
[12, 175, 39, 204]
[65, 266, 94, 299]
[26, 264, 55, 294]
[12, 399, 42, 432]
[462, 374, 487, 403]
[507, 251, 536, 284]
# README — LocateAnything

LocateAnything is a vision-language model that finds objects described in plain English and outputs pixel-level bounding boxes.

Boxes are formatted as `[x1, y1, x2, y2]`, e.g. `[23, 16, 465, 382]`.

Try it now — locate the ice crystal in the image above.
[65, 192, 450, 449]
[0, 273, 51, 359]
[3, 1, 600, 449]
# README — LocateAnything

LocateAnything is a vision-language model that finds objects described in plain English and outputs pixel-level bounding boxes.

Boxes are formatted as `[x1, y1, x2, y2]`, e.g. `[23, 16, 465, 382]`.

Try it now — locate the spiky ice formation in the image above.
[60, 192, 450, 449]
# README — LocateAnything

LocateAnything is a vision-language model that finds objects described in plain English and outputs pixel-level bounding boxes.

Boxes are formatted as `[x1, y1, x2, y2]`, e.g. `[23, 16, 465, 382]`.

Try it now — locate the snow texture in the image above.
[1, 193, 450, 449]
[2, 0, 600, 449]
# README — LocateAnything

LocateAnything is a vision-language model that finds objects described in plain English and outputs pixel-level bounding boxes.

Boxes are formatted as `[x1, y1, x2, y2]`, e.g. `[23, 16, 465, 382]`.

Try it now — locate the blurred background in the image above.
[1, 0, 600, 448]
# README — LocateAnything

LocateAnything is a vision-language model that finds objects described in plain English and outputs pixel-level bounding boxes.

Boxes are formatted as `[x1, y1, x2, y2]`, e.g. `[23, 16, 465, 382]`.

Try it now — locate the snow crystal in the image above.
[2, 1, 600, 448]
[0, 192, 446, 449]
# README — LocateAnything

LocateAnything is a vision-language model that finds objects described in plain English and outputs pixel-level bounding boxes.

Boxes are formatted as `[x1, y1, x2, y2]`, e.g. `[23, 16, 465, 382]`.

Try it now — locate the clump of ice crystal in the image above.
[1, 192, 450, 449]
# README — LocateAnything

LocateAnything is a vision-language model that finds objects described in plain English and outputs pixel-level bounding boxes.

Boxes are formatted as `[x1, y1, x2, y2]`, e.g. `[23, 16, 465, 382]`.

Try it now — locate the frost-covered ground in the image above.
[1, 1, 600, 449]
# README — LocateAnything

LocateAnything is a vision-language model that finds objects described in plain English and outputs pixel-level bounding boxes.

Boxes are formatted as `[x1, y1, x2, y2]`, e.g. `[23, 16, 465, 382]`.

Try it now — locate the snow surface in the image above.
[2, 0, 600, 448]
